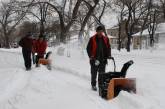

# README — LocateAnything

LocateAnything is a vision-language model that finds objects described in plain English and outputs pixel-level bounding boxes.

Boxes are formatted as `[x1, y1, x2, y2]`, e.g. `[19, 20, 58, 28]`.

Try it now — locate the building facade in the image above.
[132, 23, 165, 49]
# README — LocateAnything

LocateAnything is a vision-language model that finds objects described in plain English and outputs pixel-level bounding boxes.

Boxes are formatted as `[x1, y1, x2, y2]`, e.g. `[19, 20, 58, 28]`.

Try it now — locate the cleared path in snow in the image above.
[0, 51, 114, 109]
[0, 49, 164, 109]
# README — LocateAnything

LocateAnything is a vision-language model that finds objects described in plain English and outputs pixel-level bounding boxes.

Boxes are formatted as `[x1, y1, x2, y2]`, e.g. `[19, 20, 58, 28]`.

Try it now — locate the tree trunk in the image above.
[163, 4, 165, 20]
[60, 28, 67, 43]
[126, 34, 131, 52]
[78, 29, 84, 44]
[78, 4, 97, 44]
[118, 22, 121, 51]
[125, 8, 132, 52]
[4, 34, 10, 48]
[150, 36, 154, 47]
[125, 25, 131, 52]
[40, 21, 45, 36]
[139, 35, 142, 49]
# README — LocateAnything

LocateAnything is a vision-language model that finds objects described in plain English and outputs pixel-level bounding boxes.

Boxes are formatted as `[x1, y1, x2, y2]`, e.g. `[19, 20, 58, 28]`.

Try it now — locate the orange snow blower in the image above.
[38, 51, 52, 65]
[107, 78, 136, 100]
[38, 51, 52, 70]
[98, 59, 136, 100]
[38, 58, 50, 65]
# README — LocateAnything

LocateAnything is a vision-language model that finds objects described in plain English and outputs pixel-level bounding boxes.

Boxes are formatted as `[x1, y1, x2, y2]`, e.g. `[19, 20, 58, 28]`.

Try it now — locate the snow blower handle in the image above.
[108, 57, 116, 72]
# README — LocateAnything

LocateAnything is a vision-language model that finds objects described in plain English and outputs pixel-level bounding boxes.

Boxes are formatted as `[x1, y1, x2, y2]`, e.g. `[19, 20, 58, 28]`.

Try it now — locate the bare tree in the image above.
[0, 0, 30, 48]
[22, 0, 104, 44]
[125, 0, 145, 51]
[28, 2, 50, 36]
[78, 0, 100, 42]
[114, 0, 145, 51]
[147, 3, 161, 47]
[160, 0, 165, 20]
[92, 0, 107, 36]
[41, 0, 83, 42]
[112, 0, 126, 51]
[117, 5, 125, 51]
[138, 0, 152, 49]
[138, 0, 161, 48]
[18, 21, 38, 37]
[38, 3, 49, 36]
[73, 0, 106, 49]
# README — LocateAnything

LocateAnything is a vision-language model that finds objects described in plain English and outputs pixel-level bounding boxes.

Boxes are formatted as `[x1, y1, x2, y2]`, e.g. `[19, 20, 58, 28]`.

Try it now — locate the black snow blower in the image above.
[98, 59, 136, 100]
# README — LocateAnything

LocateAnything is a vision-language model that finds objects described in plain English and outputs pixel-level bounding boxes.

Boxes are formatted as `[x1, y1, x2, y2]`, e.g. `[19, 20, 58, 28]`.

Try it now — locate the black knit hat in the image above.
[96, 26, 104, 32]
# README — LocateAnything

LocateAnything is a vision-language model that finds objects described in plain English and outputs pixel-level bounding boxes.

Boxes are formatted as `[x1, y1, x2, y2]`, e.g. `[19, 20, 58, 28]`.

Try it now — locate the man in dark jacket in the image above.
[86, 26, 113, 91]
[19, 32, 33, 71]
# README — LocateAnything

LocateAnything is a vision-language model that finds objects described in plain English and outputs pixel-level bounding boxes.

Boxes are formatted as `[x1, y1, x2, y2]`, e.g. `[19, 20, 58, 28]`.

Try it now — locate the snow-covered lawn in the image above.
[0, 44, 165, 109]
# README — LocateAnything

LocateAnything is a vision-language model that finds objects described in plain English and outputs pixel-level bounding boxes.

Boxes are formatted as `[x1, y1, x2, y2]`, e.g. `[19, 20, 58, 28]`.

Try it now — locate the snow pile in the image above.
[50, 43, 165, 109]
[0, 42, 165, 109]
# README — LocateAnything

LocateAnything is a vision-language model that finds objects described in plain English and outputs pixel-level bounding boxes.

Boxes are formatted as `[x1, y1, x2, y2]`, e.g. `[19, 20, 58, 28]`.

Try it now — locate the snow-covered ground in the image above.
[0, 42, 165, 109]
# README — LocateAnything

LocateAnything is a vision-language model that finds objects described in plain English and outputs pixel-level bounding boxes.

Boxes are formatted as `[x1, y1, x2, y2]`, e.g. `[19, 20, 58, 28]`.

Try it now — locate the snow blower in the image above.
[98, 59, 136, 100]
[38, 51, 52, 70]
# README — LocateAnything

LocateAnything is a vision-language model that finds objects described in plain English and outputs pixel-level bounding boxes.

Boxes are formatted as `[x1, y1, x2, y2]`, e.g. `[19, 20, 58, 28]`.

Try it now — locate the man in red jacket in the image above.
[19, 32, 33, 71]
[35, 35, 47, 67]
[86, 26, 113, 91]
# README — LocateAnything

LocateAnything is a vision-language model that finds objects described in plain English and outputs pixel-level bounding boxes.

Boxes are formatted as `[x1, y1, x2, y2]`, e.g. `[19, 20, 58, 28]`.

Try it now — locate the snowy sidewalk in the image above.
[0, 48, 165, 109]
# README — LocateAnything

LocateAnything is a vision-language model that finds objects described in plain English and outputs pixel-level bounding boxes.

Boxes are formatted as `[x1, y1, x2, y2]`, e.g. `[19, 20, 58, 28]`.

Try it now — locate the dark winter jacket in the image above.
[19, 36, 33, 51]
[86, 33, 111, 61]
[35, 39, 47, 56]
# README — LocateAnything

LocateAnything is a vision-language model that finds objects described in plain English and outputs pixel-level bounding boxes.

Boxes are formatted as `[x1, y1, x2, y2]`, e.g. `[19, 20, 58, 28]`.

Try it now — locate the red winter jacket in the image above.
[32, 39, 37, 53]
[86, 33, 111, 59]
[35, 39, 47, 56]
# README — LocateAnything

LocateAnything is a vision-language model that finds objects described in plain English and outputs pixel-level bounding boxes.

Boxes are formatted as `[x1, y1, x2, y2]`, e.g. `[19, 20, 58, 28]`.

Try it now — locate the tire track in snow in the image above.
[0, 68, 32, 109]
[0, 51, 32, 109]
[52, 65, 90, 81]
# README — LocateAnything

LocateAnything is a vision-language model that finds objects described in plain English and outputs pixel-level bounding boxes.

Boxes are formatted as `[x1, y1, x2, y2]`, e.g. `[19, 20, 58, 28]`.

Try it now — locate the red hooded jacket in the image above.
[35, 39, 47, 56]
[86, 33, 111, 59]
